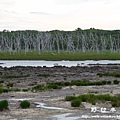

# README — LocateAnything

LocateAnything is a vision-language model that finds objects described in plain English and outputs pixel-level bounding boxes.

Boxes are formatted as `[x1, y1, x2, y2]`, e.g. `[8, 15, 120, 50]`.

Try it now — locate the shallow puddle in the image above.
[34, 102, 65, 110]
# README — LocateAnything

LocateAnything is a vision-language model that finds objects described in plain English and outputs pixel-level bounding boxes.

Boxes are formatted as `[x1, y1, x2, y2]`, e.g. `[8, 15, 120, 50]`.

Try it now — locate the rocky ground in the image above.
[0, 65, 120, 120]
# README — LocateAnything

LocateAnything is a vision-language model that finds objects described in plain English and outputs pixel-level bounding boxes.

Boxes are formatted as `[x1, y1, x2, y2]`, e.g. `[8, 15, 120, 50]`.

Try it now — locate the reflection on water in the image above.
[8, 98, 34, 102]
[0, 60, 120, 68]
[35, 102, 65, 110]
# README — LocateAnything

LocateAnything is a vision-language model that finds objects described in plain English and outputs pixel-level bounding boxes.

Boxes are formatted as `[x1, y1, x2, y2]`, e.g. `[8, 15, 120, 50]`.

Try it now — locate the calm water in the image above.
[0, 60, 120, 68]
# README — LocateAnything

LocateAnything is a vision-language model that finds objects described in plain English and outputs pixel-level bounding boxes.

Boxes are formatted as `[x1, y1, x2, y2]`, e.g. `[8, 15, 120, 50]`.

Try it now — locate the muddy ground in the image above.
[0, 65, 120, 120]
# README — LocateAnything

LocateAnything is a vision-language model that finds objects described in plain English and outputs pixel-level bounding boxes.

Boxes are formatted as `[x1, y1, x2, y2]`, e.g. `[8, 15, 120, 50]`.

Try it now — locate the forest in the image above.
[0, 28, 120, 54]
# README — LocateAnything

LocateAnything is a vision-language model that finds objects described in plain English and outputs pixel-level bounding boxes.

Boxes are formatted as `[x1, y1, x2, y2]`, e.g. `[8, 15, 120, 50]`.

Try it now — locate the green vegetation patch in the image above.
[31, 80, 114, 92]
[113, 80, 119, 84]
[71, 99, 81, 107]
[20, 100, 30, 109]
[7, 83, 14, 87]
[10, 88, 21, 92]
[32, 84, 45, 91]
[0, 80, 4, 83]
[0, 51, 120, 60]
[65, 94, 120, 107]
[0, 87, 9, 93]
[0, 74, 30, 79]
[97, 72, 120, 77]
[0, 100, 8, 111]
[37, 74, 50, 77]
[46, 82, 62, 89]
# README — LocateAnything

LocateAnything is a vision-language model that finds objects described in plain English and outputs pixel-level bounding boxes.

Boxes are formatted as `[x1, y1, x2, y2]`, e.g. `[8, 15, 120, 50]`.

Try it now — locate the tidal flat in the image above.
[0, 65, 120, 120]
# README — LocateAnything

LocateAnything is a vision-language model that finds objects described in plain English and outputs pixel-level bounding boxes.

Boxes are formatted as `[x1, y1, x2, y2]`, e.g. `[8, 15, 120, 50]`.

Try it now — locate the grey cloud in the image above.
[4, 10, 17, 14]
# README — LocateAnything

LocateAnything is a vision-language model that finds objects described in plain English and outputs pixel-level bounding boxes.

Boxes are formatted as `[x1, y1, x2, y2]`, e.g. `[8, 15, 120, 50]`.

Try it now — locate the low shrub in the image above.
[96, 94, 112, 101]
[0, 88, 9, 93]
[97, 73, 103, 77]
[13, 88, 21, 92]
[64, 82, 71, 86]
[111, 99, 120, 107]
[116, 94, 120, 99]
[113, 80, 119, 84]
[0, 100, 8, 111]
[37, 74, 50, 77]
[95, 82, 103, 86]
[0, 87, 3, 93]
[0, 80, 4, 83]
[64, 77, 67, 80]
[7, 83, 14, 87]
[111, 94, 120, 107]
[47, 83, 61, 89]
[78, 94, 96, 104]
[65, 95, 77, 101]
[101, 80, 107, 85]
[65, 94, 120, 107]
[71, 98, 81, 107]
[107, 81, 111, 84]
[70, 80, 111, 86]
[97, 72, 120, 77]
[71, 80, 82, 86]
[32, 84, 45, 91]
[3, 88, 9, 93]
[54, 82, 64, 86]
[28, 83, 36, 86]
[20, 100, 30, 109]
[22, 89, 28, 92]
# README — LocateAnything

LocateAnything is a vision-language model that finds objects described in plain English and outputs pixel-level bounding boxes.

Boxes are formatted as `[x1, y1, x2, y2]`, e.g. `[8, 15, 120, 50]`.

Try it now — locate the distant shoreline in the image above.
[0, 51, 120, 60]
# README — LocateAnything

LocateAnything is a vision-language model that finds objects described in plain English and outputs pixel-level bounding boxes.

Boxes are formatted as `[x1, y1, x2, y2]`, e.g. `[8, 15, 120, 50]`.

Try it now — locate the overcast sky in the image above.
[0, 0, 120, 31]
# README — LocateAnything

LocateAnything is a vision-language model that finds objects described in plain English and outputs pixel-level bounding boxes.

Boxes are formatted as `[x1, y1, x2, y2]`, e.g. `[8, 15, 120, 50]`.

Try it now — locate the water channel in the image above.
[0, 60, 120, 68]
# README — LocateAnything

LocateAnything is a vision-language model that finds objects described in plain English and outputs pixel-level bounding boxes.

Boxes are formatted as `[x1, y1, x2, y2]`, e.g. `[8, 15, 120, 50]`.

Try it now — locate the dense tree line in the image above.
[0, 28, 120, 53]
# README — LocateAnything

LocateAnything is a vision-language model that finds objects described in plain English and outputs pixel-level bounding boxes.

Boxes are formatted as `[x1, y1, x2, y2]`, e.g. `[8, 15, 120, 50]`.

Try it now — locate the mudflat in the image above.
[0, 65, 120, 120]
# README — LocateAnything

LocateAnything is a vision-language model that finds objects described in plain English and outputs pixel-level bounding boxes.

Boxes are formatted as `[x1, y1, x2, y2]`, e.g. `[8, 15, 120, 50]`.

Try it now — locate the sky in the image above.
[0, 0, 120, 31]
